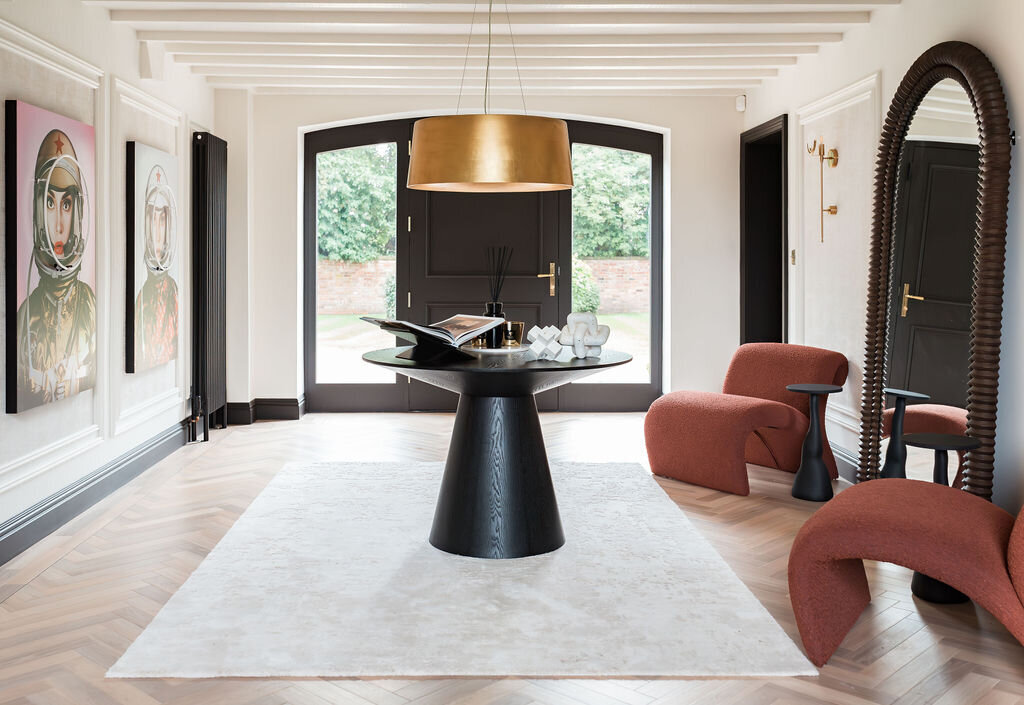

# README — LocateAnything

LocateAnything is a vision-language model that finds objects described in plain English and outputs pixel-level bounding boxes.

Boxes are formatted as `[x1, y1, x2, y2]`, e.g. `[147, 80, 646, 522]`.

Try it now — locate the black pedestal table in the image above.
[363, 347, 631, 559]
[787, 383, 844, 502]
[879, 387, 931, 479]
[903, 432, 981, 604]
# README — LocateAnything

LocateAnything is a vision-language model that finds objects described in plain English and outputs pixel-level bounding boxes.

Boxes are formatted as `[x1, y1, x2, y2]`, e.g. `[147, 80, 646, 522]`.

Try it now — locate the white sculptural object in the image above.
[558, 312, 610, 359]
[526, 324, 563, 360]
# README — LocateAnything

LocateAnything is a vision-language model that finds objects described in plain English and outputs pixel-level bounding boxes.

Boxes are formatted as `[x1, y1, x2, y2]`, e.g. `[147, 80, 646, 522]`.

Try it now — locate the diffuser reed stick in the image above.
[486, 246, 514, 302]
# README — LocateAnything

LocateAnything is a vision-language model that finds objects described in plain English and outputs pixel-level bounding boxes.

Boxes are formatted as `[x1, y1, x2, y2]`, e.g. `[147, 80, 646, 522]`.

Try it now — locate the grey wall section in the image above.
[0, 422, 187, 567]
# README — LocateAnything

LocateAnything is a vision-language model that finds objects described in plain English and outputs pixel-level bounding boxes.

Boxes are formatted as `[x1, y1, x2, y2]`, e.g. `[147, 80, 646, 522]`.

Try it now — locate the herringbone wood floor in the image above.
[2, 413, 1024, 705]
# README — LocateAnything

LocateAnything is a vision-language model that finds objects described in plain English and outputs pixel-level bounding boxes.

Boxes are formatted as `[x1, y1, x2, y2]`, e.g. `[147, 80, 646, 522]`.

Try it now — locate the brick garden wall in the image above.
[583, 257, 650, 314]
[317, 258, 395, 315]
[316, 256, 648, 315]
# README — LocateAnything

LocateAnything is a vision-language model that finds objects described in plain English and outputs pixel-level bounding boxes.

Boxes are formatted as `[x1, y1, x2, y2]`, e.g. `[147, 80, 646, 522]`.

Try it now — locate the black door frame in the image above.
[302, 119, 411, 411]
[303, 116, 665, 412]
[739, 114, 788, 344]
[556, 120, 664, 411]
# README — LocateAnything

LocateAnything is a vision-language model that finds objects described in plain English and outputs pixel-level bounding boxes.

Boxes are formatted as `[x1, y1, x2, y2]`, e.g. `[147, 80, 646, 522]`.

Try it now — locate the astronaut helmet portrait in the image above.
[143, 164, 176, 273]
[127, 142, 180, 373]
[32, 129, 89, 277]
[5, 101, 98, 414]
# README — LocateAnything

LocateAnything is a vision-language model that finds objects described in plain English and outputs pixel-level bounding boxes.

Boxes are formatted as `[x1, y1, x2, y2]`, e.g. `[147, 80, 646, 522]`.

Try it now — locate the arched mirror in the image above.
[858, 42, 1012, 499]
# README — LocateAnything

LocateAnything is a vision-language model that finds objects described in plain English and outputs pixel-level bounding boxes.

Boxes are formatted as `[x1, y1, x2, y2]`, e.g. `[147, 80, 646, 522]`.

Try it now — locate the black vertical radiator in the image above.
[189, 132, 228, 442]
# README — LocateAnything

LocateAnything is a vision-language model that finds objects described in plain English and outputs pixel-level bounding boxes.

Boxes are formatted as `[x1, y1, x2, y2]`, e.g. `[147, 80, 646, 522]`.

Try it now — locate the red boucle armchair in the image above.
[789, 479, 1024, 666]
[644, 343, 849, 496]
[883, 403, 968, 485]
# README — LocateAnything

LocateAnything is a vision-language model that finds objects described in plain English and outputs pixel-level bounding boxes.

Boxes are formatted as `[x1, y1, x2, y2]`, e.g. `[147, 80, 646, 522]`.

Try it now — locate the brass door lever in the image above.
[537, 261, 556, 297]
[900, 282, 925, 317]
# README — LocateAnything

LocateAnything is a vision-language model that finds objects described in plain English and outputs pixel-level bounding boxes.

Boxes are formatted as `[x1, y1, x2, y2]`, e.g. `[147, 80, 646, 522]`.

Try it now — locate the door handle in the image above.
[900, 282, 925, 317]
[537, 261, 556, 297]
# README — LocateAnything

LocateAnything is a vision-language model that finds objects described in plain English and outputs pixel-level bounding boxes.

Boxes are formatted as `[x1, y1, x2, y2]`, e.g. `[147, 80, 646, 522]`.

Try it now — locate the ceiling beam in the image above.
[88, 0, 898, 8]
[190, 65, 779, 79]
[172, 53, 798, 68]
[204, 75, 763, 89]
[110, 10, 872, 32]
[139, 30, 845, 45]
[161, 42, 818, 57]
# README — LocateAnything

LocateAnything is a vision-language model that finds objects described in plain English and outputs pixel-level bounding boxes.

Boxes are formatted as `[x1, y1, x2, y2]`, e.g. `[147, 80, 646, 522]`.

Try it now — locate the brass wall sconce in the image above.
[807, 138, 839, 243]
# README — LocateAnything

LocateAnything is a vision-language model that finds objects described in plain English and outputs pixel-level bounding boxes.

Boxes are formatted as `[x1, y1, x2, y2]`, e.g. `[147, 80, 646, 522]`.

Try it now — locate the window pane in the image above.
[315, 142, 398, 384]
[571, 143, 652, 384]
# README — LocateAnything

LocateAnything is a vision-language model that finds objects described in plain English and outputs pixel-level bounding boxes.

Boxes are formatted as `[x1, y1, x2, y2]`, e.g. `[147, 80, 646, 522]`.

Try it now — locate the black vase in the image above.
[483, 301, 505, 348]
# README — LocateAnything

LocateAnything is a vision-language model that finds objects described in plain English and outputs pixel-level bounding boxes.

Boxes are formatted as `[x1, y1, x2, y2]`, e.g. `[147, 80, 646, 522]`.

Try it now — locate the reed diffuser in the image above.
[483, 246, 513, 348]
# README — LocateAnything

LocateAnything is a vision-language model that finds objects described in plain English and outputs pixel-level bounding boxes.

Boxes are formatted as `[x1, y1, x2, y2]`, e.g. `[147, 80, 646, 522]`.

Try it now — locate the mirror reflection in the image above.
[882, 79, 979, 481]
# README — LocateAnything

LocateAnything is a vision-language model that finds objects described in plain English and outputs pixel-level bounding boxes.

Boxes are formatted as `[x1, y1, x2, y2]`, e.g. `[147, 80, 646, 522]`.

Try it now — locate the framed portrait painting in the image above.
[4, 100, 97, 414]
[125, 141, 179, 373]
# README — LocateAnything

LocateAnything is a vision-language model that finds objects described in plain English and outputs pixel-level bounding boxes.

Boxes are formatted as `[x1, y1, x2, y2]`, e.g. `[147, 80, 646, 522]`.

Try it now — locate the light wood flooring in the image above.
[2, 413, 1024, 705]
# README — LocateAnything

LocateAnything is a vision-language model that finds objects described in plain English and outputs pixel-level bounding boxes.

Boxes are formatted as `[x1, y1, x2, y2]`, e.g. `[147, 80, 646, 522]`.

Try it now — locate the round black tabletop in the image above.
[363, 346, 632, 397]
[902, 432, 981, 452]
[883, 387, 931, 401]
[786, 383, 844, 395]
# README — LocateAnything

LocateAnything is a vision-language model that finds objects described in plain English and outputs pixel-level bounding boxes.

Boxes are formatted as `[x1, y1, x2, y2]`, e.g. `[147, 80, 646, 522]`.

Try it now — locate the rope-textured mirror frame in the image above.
[858, 41, 1011, 498]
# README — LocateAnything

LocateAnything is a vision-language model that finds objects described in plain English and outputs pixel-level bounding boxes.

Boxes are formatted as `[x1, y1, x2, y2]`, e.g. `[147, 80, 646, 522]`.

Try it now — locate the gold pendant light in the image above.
[407, 0, 573, 193]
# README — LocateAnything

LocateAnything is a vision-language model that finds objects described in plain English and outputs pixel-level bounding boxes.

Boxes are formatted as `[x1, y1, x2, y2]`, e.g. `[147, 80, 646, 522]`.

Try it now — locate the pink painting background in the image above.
[13, 100, 96, 307]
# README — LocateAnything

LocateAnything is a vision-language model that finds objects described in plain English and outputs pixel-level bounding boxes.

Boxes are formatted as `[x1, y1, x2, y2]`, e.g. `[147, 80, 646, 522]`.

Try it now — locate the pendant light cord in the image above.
[504, 0, 527, 115]
[484, 0, 494, 113]
[455, 0, 480, 115]
[456, 0, 527, 116]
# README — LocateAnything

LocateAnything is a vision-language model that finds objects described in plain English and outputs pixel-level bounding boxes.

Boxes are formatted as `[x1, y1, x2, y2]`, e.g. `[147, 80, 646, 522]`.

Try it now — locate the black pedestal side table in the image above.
[879, 388, 931, 479]
[903, 432, 982, 604]
[363, 346, 631, 559]
[787, 383, 844, 502]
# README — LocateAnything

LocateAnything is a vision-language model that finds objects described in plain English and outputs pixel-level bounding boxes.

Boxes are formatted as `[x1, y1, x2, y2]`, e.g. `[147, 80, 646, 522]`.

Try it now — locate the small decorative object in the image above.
[483, 246, 513, 348]
[503, 320, 525, 347]
[558, 312, 611, 359]
[527, 325, 562, 360]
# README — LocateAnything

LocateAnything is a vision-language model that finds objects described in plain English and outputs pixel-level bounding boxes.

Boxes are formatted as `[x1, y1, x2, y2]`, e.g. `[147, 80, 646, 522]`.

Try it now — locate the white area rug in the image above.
[108, 462, 815, 678]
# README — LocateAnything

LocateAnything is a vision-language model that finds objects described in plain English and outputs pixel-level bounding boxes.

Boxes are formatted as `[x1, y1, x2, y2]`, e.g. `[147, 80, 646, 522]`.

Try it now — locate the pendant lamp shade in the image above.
[407, 114, 573, 192]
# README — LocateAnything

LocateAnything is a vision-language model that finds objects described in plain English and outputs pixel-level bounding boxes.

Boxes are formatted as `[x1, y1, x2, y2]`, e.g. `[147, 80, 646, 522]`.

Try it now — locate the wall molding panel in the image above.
[0, 425, 103, 497]
[795, 73, 881, 454]
[108, 77, 190, 439]
[0, 18, 102, 89]
[0, 421, 186, 567]
[115, 388, 185, 436]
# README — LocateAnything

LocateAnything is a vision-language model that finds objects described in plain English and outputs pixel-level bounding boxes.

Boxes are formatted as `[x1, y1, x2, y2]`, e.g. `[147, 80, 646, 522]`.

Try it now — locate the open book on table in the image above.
[361, 314, 506, 352]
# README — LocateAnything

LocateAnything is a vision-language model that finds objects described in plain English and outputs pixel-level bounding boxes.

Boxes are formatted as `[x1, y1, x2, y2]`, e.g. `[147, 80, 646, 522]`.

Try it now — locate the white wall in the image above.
[743, 0, 1024, 510]
[216, 89, 255, 404]
[0, 1, 213, 523]
[243, 93, 744, 402]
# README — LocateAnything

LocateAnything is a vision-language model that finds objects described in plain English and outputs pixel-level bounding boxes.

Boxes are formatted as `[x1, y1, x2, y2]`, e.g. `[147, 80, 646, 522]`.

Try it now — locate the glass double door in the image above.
[303, 118, 662, 412]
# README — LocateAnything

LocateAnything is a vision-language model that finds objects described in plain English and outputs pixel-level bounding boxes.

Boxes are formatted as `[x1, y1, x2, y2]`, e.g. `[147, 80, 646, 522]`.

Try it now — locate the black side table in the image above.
[903, 432, 982, 604]
[880, 388, 931, 479]
[787, 383, 844, 502]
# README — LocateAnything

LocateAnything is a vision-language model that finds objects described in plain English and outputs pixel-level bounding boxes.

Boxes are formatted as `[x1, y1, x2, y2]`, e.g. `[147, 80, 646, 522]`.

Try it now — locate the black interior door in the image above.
[887, 140, 978, 407]
[407, 188, 563, 411]
[739, 116, 787, 344]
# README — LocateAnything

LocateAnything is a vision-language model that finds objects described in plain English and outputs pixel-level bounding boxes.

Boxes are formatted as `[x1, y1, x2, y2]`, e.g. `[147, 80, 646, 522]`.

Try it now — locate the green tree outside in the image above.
[316, 142, 397, 263]
[570, 143, 652, 258]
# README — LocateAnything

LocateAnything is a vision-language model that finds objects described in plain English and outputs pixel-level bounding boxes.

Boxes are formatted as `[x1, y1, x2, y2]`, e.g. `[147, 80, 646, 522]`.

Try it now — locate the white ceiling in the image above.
[86, 0, 900, 95]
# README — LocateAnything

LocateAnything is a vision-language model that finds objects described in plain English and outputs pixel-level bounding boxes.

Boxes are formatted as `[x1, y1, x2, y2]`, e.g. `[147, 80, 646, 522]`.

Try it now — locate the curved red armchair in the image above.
[789, 479, 1024, 666]
[883, 403, 968, 485]
[644, 343, 849, 496]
